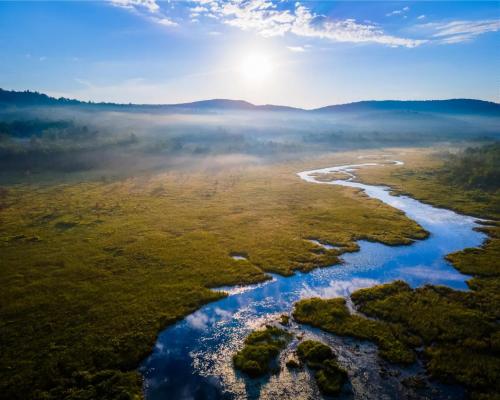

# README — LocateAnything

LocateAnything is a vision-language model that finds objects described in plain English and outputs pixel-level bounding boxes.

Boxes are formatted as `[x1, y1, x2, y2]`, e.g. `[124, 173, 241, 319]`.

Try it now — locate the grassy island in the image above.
[294, 281, 499, 397]
[296, 340, 348, 396]
[233, 326, 291, 377]
[293, 296, 418, 364]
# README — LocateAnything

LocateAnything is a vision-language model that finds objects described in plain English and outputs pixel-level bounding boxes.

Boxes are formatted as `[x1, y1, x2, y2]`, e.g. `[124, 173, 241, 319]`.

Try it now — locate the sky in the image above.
[0, 0, 499, 108]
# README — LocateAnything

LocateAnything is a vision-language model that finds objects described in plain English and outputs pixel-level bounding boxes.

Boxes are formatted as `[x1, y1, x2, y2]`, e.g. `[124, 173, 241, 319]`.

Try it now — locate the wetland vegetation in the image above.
[296, 340, 348, 396]
[0, 155, 428, 399]
[293, 295, 418, 364]
[233, 326, 291, 377]
[293, 144, 499, 399]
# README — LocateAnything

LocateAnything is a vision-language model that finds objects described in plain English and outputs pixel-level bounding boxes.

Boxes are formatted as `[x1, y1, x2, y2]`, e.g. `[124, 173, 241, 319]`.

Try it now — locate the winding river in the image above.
[140, 161, 487, 400]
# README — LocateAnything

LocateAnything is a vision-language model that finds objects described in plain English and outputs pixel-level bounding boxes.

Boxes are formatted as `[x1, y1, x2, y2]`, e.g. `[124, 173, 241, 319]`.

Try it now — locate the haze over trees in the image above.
[439, 143, 500, 191]
[0, 88, 499, 179]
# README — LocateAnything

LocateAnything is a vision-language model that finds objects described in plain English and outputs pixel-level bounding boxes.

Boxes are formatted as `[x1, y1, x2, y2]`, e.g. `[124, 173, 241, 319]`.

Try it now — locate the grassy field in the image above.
[0, 153, 428, 399]
[293, 146, 499, 399]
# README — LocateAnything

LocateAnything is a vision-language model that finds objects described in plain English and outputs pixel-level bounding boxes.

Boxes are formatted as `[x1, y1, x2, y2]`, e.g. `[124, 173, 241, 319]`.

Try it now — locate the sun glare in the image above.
[239, 52, 274, 82]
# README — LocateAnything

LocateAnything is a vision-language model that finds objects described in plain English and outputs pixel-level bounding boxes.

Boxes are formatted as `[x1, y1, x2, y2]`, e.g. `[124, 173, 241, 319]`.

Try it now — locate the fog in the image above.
[0, 102, 498, 181]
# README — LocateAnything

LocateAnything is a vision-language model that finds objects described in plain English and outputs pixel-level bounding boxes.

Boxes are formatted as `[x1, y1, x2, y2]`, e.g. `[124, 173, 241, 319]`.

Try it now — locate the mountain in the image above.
[0, 88, 499, 116]
[163, 99, 302, 112]
[314, 99, 500, 115]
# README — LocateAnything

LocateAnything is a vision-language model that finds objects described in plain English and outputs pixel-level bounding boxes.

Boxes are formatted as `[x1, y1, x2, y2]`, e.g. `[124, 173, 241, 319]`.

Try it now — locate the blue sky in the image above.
[0, 1, 499, 108]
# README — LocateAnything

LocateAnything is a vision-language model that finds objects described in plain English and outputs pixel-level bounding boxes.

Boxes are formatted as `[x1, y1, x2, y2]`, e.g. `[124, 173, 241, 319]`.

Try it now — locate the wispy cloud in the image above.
[190, 0, 425, 48]
[287, 45, 306, 52]
[422, 19, 500, 44]
[291, 5, 425, 47]
[108, 0, 499, 48]
[386, 6, 409, 17]
[154, 16, 177, 26]
[111, 0, 159, 13]
[110, 0, 177, 26]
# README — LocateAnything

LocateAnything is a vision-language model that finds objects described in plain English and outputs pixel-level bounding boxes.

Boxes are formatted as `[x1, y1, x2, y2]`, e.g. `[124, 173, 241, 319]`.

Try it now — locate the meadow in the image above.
[0, 152, 427, 399]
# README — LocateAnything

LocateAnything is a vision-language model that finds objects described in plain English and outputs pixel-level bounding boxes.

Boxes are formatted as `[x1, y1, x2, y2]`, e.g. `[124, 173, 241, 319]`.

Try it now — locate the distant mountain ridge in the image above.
[314, 99, 500, 115]
[0, 88, 499, 115]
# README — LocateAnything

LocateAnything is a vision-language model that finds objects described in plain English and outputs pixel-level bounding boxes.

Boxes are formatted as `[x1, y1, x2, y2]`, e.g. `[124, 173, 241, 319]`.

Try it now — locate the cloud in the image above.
[110, 0, 159, 13]
[422, 19, 500, 44]
[386, 6, 409, 17]
[191, 5, 209, 13]
[215, 0, 296, 37]
[190, 0, 425, 48]
[108, 0, 497, 48]
[291, 5, 425, 47]
[397, 265, 468, 282]
[300, 278, 379, 298]
[109, 0, 178, 26]
[286, 45, 306, 52]
[153, 16, 178, 26]
[186, 311, 209, 330]
[75, 78, 93, 87]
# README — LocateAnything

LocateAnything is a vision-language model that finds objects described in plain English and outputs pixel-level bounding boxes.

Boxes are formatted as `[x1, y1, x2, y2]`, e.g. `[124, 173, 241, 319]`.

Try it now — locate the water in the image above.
[140, 161, 486, 400]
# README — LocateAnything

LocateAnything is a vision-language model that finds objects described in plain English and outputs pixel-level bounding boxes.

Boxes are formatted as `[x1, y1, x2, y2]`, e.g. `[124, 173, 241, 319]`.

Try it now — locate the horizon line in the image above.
[1, 87, 499, 110]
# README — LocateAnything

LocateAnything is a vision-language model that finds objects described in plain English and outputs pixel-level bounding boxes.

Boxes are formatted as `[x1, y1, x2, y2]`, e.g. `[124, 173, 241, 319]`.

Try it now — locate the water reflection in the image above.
[141, 161, 486, 400]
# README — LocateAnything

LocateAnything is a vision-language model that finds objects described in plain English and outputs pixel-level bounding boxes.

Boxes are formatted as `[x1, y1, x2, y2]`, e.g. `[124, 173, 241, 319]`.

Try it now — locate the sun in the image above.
[239, 52, 274, 83]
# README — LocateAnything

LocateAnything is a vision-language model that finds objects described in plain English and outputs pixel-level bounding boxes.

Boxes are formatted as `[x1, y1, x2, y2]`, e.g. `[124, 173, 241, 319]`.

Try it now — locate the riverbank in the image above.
[355, 149, 499, 319]
[294, 148, 499, 399]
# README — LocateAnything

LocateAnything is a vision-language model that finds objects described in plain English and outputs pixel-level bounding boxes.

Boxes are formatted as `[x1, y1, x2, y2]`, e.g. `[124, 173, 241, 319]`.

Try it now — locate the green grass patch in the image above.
[233, 326, 291, 377]
[353, 281, 500, 398]
[293, 297, 417, 364]
[296, 340, 348, 396]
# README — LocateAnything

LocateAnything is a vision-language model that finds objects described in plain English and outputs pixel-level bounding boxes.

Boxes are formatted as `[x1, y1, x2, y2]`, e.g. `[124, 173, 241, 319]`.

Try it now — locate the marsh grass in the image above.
[294, 280, 500, 398]
[233, 326, 291, 377]
[296, 340, 348, 396]
[296, 147, 500, 399]
[293, 297, 418, 364]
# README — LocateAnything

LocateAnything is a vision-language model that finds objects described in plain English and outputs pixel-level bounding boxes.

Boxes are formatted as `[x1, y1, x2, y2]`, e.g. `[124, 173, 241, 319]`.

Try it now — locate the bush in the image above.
[233, 326, 291, 377]
[296, 340, 347, 396]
